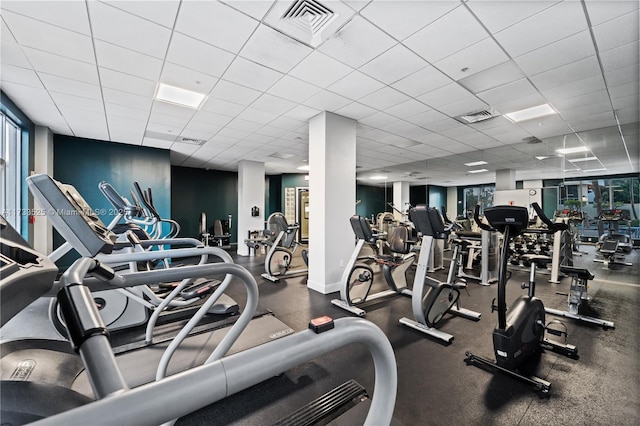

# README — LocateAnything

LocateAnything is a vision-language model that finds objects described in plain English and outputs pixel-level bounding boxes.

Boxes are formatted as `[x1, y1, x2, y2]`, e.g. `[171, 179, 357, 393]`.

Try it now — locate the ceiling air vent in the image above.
[177, 137, 206, 146]
[282, 0, 336, 36]
[523, 136, 542, 144]
[455, 108, 500, 124]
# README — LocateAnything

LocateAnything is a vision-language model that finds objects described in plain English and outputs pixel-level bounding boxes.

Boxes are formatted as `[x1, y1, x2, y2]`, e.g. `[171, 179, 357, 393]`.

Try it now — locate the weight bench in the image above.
[545, 265, 614, 328]
[593, 239, 632, 269]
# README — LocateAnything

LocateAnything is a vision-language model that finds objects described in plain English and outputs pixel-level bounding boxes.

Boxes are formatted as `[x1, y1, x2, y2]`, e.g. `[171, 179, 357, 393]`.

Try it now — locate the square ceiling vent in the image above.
[454, 108, 501, 124]
[264, 0, 356, 47]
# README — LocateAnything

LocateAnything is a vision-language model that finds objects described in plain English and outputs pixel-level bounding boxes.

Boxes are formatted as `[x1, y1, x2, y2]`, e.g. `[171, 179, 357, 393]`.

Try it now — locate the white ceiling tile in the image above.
[405, 109, 449, 126]
[101, 0, 180, 28]
[319, 16, 397, 68]
[584, 0, 639, 26]
[457, 60, 525, 94]
[495, 1, 588, 57]
[256, 125, 289, 138]
[268, 116, 306, 131]
[553, 90, 611, 112]
[237, 107, 280, 125]
[39, 73, 102, 100]
[359, 111, 401, 128]
[148, 111, 190, 129]
[422, 118, 464, 133]
[540, 75, 606, 102]
[1, 0, 91, 35]
[267, 75, 321, 103]
[360, 44, 428, 84]
[1, 83, 55, 114]
[418, 83, 472, 108]
[435, 37, 509, 81]
[24, 47, 99, 85]
[385, 99, 431, 119]
[514, 30, 596, 76]
[170, 143, 199, 156]
[160, 62, 218, 94]
[492, 92, 548, 116]
[605, 64, 639, 87]
[466, 1, 560, 34]
[404, 6, 488, 63]
[190, 110, 232, 127]
[184, 121, 223, 135]
[359, 87, 410, 110]
[95, 40, 163, 81]
[2, 10, 95, 63]
[1, 39, 31, 68]
[200, 96, 246, 117]
[102, 87, 153, 110]
[50, 91, 104, 113]
[283, 105, 322, 122]
[530, 56, 601, 90]
[303, 90, 353, 112]
[222, 0, 275, 20]
[166, 33, 235, 79]
[334, 102, 378, 120]
[515, 114, 573, 138]
[99, 67, 156, 98]
[0, 64, 43, 88]
[222, 57, 283, 92]
[599, 40, 639, 72]
[438, 96, 488, 117]
[609, 80, 639, 100]
[210, 80, 261, 106]
[240, 24, 312, 73]
[109, 127, 145, 145]
[611, 93, 637, 110]
[142, 137, 173, 149]
[175, 1, 259, 53]
[391, 66, 453, 97]
[105, 103, 150, 121]
[226, 118, 263, 133]
[88, 1, 171, 59]
[477, 78, 538, 106]
[289, 51, 353, 88]
[250, 94, 297, 115]
[560, 101, 613, 120]
[360, 0, 458, 40]
[593, 10, 639, 52]
[151, 100, 197, 119]
[216, 127, 252, 140]
[327, 70, 386, 101]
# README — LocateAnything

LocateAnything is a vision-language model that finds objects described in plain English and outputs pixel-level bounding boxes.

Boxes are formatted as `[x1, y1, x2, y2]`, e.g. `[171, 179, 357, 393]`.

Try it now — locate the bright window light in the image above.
[156, 83, 206, 109]
[504, 104, 556, 122]
[568, 156, 598, 163]
[468, 169, 488, 174]
[464, 160, 488, 167]
[556, 146, 589, 155]
[304, 175, 309, 181]
[297, 165, 310, 171]
[370, 175, 387, 180]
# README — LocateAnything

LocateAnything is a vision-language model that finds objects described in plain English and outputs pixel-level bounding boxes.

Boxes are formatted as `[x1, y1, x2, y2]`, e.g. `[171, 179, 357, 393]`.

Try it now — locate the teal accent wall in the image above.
[266, 175, 282, 217]
[53, 135, 171, 266]
[356, 184, 391, 220]
[171, 166, 238, 242]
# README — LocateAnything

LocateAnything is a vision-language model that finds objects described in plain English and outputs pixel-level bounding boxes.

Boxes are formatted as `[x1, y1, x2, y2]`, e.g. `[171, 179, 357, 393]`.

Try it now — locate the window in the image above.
[1, 112, 22, 233]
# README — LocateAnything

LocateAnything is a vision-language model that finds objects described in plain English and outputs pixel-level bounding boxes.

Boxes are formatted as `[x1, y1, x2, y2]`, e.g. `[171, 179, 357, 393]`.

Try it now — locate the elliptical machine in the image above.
[465, 203, 578, 394]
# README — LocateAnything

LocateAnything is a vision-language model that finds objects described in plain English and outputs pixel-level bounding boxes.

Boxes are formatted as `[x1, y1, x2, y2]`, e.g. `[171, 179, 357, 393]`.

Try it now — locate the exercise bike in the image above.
[261, 212, 308, 283]
[399, 205, 482, 343]
[465, 203, 578, 394]
[331, 215, 415, 316]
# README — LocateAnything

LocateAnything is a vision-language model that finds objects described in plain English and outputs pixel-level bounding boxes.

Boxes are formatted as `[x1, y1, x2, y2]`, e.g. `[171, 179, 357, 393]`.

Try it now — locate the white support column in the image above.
[33, 126, 54, 254]
[447, 187, 458, 220]
[237, 160, 265, 256]
[393, 181, 410, 221]
[496, 169, 516, 191]
[308, 112, 356, 294]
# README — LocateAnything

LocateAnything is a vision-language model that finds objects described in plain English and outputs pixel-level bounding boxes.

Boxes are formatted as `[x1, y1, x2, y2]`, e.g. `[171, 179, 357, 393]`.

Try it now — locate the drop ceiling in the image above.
[0, 0, 637, 186]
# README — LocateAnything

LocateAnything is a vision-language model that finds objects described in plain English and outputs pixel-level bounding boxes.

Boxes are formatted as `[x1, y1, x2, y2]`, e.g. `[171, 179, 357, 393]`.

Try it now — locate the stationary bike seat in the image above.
[560, 266, 594, 281]
[521, 254, 552, 268]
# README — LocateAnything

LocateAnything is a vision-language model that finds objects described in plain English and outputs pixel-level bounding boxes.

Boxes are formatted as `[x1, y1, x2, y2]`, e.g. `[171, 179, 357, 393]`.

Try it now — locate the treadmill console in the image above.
[26, 174, 116, 257]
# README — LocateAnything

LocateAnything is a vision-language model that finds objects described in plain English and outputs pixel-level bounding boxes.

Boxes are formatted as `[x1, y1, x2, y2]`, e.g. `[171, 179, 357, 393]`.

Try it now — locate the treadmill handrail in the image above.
[32, 318, 397, 426]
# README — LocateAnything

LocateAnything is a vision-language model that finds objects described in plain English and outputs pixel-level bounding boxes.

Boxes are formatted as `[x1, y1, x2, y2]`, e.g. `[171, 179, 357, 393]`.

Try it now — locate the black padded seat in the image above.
[521, 253, 552, 268]
[560, 266, 594, 281]
[455, 230, 481, 239]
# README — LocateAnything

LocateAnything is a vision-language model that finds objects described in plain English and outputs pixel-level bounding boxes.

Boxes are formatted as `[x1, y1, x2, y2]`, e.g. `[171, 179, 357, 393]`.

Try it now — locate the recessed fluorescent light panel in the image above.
[536, 156, 551, 160]
[556, 146, 589, 155]
[370, 175, 387, 180]
[468, 169, 488, 174]
[297, 165, 310, 171]
[583, 168, 607, 173]
[464, 161, 488, 167]
[568, 156, 598, 163]
[156, 83, 206, 109]
[504, 104, 556, 122]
